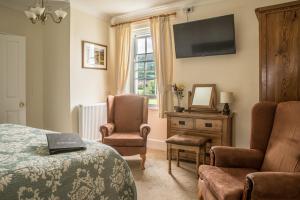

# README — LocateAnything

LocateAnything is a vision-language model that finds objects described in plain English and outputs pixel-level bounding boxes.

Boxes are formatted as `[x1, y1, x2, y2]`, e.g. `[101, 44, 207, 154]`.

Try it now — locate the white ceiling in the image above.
[0, 0, 216, 21]
[0, 0, 70, 11]
[71, 0, 183, 17]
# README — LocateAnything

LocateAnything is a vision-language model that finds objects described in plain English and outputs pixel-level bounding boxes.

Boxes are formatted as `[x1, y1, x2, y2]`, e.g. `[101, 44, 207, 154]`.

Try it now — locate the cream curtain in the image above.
[150, 16, 174, 118]
[115, 23, 132, 94]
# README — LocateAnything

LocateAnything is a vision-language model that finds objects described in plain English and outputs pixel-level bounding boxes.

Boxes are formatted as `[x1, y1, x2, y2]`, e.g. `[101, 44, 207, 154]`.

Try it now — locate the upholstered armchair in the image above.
[198, 101, 300, 200]
[100, 95, 151, 169]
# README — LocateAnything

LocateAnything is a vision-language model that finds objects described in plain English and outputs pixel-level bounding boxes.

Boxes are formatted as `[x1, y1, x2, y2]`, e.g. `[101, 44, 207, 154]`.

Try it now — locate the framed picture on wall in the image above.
[82, 41, 107, 70]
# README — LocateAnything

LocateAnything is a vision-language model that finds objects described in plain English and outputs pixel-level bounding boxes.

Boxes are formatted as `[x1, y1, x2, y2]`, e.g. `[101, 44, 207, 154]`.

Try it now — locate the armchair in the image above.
[198, 101, 300, 200]
[100, 95, 151, 169]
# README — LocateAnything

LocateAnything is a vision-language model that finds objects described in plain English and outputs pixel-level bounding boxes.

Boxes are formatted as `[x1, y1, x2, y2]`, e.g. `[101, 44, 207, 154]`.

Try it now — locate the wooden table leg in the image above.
[177, 149, 180, 167]
[196, 148, 200, 171]
[203, 143, 207, 164]
[168, 144, 172, 174]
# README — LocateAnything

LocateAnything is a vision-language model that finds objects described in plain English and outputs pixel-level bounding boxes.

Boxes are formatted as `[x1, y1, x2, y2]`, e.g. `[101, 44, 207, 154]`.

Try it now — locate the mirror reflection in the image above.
[192, 87, 213, 106]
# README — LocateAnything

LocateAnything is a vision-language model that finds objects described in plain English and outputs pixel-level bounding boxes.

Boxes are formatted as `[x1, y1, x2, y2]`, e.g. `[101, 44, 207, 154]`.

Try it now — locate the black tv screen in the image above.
[173, 14, 236, 58]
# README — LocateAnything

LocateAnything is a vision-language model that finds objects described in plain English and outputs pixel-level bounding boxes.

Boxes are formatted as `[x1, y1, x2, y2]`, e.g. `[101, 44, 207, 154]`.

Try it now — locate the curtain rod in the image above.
[111, 12, 177, 27]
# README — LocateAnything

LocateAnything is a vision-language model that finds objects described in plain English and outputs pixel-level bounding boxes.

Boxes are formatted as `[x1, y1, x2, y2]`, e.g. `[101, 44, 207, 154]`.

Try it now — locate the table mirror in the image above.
[188, 84, 218, 112]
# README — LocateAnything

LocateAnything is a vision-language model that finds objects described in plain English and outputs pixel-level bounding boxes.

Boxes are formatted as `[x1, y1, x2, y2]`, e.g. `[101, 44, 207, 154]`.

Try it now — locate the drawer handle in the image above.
[205, 123, 212, 127]
[179, 121, 186, 125]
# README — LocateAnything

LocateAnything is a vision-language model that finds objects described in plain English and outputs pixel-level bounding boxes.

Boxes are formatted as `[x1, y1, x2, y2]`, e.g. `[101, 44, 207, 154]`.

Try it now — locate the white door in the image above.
[0, 34, 26, 125]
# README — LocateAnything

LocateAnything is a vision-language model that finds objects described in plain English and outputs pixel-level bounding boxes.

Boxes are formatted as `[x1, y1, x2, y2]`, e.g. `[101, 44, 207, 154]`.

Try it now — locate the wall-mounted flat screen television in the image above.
[173, 14, 236, 58]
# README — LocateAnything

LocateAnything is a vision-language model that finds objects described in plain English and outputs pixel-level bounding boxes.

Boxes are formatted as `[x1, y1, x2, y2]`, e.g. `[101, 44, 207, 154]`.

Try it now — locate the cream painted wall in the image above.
[0, 5, 110, 133]
[0, 5, 44, 128]
[70, 8, 110, 132]
[144, 0, 294, 148]
[43, 10, 72, 132]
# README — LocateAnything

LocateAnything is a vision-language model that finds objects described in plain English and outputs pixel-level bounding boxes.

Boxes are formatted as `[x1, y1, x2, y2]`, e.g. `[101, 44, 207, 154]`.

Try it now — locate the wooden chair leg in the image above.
[177, 149, 180, 167]
[168, 144, 172, 174]
[196, 148, 200, 171]
[203, 143, 207, 164]
[140, 154, 146, 170]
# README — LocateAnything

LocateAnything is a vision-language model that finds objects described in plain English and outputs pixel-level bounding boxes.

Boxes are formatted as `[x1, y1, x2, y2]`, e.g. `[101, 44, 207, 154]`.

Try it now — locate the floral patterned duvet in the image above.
[0, 124, 136, 200]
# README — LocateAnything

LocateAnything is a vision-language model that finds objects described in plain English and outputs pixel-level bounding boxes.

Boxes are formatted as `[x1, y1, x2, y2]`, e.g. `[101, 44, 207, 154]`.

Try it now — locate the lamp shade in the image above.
[220, 92, 233, 104]
[55, 9, 68, 19]
[30, 6, 45, 16]
[24, 10, 37, 19]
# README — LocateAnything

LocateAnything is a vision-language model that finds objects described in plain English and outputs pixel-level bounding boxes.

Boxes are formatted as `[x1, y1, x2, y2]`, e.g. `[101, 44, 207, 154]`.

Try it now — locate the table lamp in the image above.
[220, 92, 233, 115]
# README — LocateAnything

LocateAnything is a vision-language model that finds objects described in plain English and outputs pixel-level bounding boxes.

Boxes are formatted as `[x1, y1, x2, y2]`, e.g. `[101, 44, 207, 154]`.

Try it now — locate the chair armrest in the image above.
[140, 124, 151, 139]
[210, 146, 264, 169]
[243, 172, 300, 200]
[100, 123, 115, 138]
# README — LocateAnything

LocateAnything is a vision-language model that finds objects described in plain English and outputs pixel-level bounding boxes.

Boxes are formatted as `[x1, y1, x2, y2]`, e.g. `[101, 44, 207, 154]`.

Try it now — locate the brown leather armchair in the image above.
[100, 95, 151, 169]
[198, 101, 300, 200]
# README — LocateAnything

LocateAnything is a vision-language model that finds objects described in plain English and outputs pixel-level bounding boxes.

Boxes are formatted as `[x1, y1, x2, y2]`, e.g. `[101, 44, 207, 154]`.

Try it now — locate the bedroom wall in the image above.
[70, 8, 110, 132]
[146, 0, 294, 149]
[173, 0, 295, 148]
[0, 5, 44, 128]
[43, 9, 72, 132]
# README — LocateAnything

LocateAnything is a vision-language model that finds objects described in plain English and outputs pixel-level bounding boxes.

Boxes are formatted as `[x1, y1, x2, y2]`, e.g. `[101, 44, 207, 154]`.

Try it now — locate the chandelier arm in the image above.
[45, 12, 62, 24]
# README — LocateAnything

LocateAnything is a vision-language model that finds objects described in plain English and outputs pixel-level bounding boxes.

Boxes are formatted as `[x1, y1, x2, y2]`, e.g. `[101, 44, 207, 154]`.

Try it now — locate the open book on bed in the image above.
[46, 133, 86, 155]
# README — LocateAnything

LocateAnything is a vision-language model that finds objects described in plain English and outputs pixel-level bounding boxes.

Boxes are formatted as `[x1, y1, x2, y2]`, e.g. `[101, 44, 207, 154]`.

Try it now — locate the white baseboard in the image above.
[147, 138, 166, 151]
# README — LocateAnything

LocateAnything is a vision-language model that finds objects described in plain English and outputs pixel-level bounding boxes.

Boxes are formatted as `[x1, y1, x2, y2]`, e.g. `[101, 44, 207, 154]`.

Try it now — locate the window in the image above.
[133, 34, 157, 106]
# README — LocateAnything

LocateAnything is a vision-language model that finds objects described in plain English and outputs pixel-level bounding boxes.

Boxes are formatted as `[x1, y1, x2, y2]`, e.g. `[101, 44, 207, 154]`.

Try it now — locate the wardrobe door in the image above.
[258, 2, 300, 102]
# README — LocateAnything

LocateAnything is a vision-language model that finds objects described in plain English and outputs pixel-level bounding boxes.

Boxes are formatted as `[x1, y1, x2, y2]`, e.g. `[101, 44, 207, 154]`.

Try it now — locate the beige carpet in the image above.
[125, 149, 198, 200]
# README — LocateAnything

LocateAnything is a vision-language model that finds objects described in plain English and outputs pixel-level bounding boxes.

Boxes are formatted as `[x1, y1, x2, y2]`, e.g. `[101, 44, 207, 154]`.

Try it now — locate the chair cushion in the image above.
[103, 132, 145, 147]
[261, 101, 300, 172]
[199, 165, 257, 200]
[166, 134, 210, 146]
[114, 95, 144, 132]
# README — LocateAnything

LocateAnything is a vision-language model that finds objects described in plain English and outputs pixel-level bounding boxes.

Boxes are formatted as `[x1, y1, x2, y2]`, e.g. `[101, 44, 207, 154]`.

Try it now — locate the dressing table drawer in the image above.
[170, 117, 193, 129]
[195, 119, 222, 132]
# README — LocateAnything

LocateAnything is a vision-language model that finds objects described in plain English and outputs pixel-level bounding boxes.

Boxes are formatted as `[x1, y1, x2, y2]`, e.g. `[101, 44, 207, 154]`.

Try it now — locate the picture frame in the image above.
[82, 41, 107, 70]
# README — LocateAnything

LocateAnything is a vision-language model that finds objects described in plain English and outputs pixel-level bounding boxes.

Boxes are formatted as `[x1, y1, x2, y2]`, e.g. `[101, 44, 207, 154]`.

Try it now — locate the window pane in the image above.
[137, 80, 145, 95]
[146, 62, 155, 71]
[146, 53, 154, 61]
[145, 80, 156, 96]
[136, 54, 146, 62]
[133, 35, 157, 105]
[137, 71, 145, 80]
[147, 37, 153, 53]
[146, 71, 155, 80]
[135, 62, 144, 71]
[137, 38, 146, 54]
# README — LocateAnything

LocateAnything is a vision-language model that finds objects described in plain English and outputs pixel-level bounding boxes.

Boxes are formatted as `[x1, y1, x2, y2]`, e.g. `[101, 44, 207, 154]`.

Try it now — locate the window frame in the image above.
[132, 34, 158, 107]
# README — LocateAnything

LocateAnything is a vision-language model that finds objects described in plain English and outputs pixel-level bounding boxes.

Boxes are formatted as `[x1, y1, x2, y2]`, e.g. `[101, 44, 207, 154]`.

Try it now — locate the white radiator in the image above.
[78, 103, 107, 141]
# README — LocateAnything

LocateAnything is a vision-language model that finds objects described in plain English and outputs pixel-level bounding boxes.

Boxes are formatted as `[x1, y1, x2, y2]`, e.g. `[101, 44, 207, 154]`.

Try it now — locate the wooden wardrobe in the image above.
[256, 1, 300, 102]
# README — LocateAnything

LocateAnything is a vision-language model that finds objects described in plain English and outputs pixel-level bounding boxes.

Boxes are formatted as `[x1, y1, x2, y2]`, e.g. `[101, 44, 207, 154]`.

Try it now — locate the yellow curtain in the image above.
[150, 16, 174, 118]
[115, 23, 132, 94]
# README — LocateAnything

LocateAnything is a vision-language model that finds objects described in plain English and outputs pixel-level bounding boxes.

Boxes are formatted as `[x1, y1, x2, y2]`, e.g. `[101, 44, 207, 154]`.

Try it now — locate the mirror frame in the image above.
[188, 84, 218, 112]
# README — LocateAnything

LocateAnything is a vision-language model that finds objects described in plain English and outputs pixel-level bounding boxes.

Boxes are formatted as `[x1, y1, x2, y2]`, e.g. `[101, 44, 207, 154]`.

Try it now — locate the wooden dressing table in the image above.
[166, 84, 234, 163]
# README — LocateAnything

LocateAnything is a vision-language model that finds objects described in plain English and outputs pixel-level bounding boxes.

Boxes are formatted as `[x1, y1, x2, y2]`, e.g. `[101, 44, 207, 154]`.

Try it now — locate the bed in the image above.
[0, 124, 137, 200]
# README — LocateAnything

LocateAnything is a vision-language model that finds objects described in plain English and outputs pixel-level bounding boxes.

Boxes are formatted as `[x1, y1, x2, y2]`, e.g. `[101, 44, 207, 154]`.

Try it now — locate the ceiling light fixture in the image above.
[24, 0, 68, 24]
